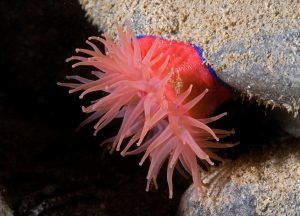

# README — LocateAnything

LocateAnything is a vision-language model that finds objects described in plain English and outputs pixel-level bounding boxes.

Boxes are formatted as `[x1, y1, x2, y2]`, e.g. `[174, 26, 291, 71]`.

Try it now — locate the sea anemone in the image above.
[58, 24, 235, 198]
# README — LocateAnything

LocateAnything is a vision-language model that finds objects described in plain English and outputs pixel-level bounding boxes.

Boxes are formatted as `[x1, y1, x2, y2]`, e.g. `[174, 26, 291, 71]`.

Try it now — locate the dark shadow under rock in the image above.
[0, 1, 187, 215]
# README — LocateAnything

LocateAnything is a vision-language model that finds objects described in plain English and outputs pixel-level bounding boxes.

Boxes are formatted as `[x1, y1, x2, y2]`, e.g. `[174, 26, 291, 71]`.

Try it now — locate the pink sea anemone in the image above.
[58, 24, 235, 198]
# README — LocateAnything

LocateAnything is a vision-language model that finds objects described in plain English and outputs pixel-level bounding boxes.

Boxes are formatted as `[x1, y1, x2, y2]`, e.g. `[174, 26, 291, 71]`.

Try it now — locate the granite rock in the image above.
[178, 137, 300, 216]
[0, 194, 13, 216]
[79, 0, 300, 115]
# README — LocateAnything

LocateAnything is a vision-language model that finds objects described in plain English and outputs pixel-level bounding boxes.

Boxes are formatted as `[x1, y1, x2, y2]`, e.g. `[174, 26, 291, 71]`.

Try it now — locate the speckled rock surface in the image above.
[213, 29, 300, 116]
[0, 1, 186, 215]
[178, 137, 300, 216]
[79, 0, 300, 115]
[0, 194, 13, 216]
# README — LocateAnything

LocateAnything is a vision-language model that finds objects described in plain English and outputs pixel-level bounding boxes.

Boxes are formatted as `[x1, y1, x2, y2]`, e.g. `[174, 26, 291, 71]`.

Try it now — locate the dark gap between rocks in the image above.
[0, 0, 289, 216]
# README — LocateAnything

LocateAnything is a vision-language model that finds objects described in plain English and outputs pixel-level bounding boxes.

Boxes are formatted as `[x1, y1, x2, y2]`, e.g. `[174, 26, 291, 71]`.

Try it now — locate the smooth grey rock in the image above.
[178, 137, 300, 216]
[79, 0, 300, 115]
[211, 29, 300, 116]
[0, 194, 13, 216]
[179, 183, 256, 216]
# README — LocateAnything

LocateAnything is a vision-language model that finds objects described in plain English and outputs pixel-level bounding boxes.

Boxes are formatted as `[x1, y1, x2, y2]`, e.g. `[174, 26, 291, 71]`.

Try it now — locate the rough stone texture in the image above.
[213, 29, 300, 116]
[178, 137, 300, 216]
[0, 1, 187, 215]
[79, 0, 300, 115]
[1, 1, 299, 215]
[0, 194, 13, 216]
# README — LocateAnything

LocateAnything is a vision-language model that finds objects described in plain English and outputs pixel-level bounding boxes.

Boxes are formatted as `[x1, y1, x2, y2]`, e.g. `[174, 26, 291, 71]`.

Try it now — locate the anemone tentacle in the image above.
[59, 25, 234, 199]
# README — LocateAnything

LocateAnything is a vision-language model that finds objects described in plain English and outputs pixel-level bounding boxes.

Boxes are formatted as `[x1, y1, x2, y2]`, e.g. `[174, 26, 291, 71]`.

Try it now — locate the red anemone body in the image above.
[59, 25, 234, 199]
[138, 36, 231, 118]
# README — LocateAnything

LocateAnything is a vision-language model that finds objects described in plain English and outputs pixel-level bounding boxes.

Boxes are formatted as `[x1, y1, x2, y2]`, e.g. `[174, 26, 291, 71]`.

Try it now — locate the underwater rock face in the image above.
[79, 0, 300, 115]
[178, 137, 300, 216]
[213, 29, 300, 116]
[0, 194, 13, 216]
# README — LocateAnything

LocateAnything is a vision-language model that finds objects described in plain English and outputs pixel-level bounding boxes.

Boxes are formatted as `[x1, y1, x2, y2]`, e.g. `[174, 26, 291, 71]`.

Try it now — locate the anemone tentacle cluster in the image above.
[58, 25, 234, 198]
